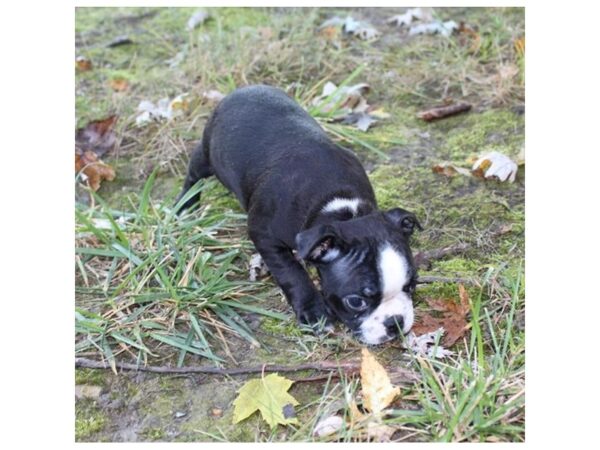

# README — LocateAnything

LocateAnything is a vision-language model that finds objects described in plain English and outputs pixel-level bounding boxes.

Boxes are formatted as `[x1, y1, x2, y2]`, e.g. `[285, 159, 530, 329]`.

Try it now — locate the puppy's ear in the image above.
[384, 208, 423, 236]
[295, 225, 343, 264]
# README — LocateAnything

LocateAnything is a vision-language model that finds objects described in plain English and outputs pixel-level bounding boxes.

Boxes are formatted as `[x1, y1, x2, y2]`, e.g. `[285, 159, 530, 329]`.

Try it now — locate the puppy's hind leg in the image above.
[175, 141, 213, 214]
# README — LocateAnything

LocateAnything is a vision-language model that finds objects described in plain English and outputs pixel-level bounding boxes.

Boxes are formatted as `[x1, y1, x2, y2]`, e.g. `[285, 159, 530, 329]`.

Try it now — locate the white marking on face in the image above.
[321, 197, 361, 216]
[358, 243, 414, 345]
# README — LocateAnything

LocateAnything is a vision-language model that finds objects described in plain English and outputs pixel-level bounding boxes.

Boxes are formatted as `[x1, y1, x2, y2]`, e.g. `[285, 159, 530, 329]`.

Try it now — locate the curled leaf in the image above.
[472, 151, 518, 182]
[409, 20, 459, 37]
[360, 348, 400, 416]
[76, 56, 92, 72]
[387, 8, 433, 27]
[313, 415, 344, 437]
[75, 150, 116, 191]
[432, 162, 473, 178]
[405, 329, 454, 358]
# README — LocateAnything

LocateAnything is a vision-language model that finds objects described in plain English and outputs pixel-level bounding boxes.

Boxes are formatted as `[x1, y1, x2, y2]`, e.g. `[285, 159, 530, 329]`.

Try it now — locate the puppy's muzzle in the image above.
[383, 315, 404, 336]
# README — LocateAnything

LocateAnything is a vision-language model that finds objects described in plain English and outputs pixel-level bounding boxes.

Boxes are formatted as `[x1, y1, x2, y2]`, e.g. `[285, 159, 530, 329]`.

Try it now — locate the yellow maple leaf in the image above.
[232, 373, 299, 429]
[360, 348, 400, 416]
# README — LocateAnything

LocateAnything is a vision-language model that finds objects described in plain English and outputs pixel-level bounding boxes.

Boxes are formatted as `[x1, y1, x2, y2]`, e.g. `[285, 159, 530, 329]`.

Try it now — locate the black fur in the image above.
[177, 85, 419, 337]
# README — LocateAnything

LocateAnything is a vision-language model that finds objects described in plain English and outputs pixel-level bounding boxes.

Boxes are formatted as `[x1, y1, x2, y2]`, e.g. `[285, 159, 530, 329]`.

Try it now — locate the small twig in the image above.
[414, 224, 515, 270]
[414, 243, 470, 269]
[75, 357, 419, 383]
[417, 102, 472, 121]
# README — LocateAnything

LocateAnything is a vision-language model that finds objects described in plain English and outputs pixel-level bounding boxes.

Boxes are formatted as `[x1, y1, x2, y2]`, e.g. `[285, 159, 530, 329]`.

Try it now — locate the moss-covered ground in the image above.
[75, 7, 524, 442]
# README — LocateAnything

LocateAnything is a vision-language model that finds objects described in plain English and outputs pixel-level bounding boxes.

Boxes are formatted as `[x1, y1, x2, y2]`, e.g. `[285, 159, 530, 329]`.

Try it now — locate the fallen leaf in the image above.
[366, 421, 396, 442]
[109, 77, 129, 92]
[232, 373, 299, 428]
[409, 20, 458, 37]
[472, 151, 518, 182]
[319, 16, 381, 41]
[187, 10, 210, 30]
[387, 8, 433, 27]
[135, 94, 189, 126]
[457, 22, 481, 53]
[312, 82, 370, 115]
[411, 284, 471, 347]
[75, 150, 116, 191]
[313, 415, 344, 437]
[340, 112, 377, 132]
[170, 94, 189, 112]
[348, 396, 396, 442]
[76, 56, 92, 72]
[432, 162, 473, 178]
[514, 36, 525, 58]
[405, 329, 454, 358]
[75, 116, 118, 158]
[319, 24, 341, 42]
[348, 397, 367, 426]
[360, 348, 400, 416]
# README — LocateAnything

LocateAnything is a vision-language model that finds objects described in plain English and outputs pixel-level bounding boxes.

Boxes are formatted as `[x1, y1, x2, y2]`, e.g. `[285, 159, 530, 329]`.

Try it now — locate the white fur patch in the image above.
[358, 244, 414, 345]
[321, 197, 361, 215]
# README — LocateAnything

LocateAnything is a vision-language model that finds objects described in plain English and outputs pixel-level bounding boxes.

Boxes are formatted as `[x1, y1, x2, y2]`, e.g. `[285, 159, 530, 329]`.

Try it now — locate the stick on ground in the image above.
[75, 357, 419, 384]
[417, 102, 472, 121]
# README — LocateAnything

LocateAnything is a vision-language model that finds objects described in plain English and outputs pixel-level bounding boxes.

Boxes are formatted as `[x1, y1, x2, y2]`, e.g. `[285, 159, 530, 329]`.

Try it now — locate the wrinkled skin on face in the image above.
[296, 208, 421, 345]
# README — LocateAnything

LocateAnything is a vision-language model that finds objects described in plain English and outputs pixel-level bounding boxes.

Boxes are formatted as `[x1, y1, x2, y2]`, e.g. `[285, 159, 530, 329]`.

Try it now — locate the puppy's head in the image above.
[296, 208, 421, 345]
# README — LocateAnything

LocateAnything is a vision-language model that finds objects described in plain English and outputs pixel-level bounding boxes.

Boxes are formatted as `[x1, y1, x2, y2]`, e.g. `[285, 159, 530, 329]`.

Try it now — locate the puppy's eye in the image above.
[343, 295, 369, 312]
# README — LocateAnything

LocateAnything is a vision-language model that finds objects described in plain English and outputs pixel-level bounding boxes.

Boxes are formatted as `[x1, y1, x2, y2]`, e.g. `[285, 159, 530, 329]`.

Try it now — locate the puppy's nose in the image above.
[383, 315, 404, 335]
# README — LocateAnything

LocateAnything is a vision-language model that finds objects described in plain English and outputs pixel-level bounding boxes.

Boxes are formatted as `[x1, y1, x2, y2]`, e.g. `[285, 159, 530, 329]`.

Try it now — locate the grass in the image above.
[75, 175, 289, 369]
[75, 6, 524, 443]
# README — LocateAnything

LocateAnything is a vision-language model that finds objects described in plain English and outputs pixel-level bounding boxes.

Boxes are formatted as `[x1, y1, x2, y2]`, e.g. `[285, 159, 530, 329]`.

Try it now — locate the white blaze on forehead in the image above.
[357, 243, 414, 345]
[321, 197, 361, 215]
[379, 244, 409, 300]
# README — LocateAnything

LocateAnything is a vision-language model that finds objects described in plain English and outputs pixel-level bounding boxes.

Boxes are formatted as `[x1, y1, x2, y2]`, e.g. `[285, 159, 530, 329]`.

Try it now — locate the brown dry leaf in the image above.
[366, 422, 396, 442]
[319, 24, 341, 41]
[360, 348, 400, 416]
[432, 162, 473, 178]
[75, 116, 118, 158]
[109, 77, 129, 92]
[514, 36, 525, 58]
[457, 22, 481, 53]
[75, 149, 116, 191]
[411, 284, 471, 347]
[76, 56, 92, 72]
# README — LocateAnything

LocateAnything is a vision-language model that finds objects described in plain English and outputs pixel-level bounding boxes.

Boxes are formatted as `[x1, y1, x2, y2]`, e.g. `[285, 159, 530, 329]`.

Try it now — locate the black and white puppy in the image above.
[177, 85, 421, 345]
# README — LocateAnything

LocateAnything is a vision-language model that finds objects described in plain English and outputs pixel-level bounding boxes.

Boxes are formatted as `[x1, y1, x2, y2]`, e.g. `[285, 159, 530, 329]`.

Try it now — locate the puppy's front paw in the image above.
[295, 296, 333, 333]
